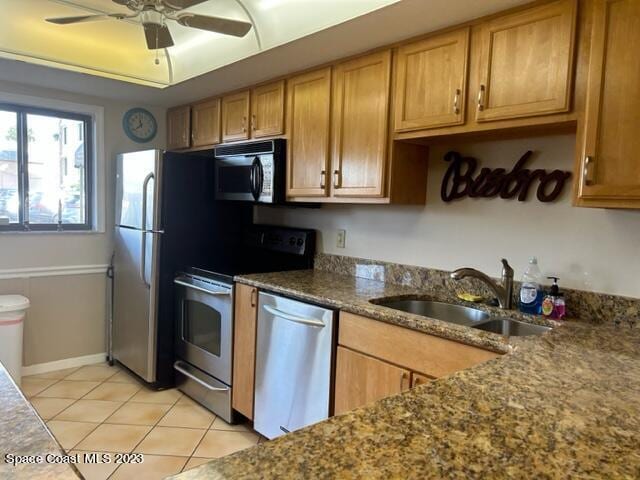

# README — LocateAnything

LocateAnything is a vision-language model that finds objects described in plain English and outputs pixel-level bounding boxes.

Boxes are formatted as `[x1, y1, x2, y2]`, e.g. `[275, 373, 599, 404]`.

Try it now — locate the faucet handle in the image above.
[501, 258, 514, 277]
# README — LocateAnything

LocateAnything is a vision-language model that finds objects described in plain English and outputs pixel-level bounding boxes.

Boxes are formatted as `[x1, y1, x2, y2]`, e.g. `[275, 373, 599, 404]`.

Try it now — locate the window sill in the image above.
[0, 229, 104, 235]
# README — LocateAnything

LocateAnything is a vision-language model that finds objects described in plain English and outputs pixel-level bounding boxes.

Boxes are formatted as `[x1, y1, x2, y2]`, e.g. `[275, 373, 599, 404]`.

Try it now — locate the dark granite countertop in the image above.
[169, 269, 640, 479]
[0, 364, 81, 479]
[233, 270, 558, 353]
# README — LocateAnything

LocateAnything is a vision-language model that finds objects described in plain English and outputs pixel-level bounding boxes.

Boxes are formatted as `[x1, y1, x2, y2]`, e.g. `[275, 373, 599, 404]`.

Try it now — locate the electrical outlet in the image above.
[336, 229, 346, 248]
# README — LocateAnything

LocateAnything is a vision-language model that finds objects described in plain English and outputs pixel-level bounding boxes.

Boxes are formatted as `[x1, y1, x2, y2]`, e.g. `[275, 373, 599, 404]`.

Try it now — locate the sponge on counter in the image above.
[456, 292, 484, 303]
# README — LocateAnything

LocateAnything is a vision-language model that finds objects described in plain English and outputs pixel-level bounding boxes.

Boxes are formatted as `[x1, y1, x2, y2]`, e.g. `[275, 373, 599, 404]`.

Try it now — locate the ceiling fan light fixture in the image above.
[140, 9, 164, 27]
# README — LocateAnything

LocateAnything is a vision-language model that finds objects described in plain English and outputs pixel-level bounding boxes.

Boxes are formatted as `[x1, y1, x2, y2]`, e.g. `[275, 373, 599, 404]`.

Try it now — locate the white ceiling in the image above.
[0, 0, 531, 107]
[0, 0, 401, 87]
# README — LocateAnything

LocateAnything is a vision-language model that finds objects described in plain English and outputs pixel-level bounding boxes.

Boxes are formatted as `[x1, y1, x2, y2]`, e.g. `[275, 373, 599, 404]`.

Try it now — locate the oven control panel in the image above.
[245, 227, 314, 256]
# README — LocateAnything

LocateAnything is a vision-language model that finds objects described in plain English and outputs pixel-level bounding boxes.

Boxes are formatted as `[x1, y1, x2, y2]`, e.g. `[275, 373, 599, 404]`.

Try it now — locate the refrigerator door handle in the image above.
[140, 172, 154, 288]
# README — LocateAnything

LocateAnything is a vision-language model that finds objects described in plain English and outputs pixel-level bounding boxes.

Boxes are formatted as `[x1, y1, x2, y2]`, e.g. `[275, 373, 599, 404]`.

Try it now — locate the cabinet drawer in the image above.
[338, 312, 499, 378]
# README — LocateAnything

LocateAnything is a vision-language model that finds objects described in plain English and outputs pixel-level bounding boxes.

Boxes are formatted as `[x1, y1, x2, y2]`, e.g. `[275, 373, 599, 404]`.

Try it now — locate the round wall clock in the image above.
[123, 108, 157, 143]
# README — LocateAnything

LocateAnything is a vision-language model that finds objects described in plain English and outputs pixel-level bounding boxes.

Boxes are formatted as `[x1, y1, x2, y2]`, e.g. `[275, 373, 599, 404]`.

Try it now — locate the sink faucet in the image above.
[450, 259, 514, 309]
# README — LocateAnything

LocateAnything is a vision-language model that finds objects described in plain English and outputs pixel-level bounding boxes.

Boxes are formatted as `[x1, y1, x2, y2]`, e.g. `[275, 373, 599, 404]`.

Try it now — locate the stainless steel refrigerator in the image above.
[113, 150, 164, 383]
[113, 149, 254, 387]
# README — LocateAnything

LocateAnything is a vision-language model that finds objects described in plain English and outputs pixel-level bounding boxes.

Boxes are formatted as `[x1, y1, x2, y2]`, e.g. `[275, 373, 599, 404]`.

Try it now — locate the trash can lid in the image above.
[0, 295, 30, 313]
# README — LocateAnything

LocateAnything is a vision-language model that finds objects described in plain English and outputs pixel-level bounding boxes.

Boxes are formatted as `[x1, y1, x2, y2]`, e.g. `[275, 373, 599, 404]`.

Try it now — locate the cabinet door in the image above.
[334, 346, 410, 416]
[191, 98, 221, 147]
[411, 373, 433, 389]
[251, 80, 285, 138]
[286, 67, 332, 198]
[394, 28, 469, 132]
[475, 0, 577, 122]
[232, 283, 258, 420]
[576, 0, 640, 206]
[331, 50, 391, 198]
[166, 106, 191, 150]
[222, 91, 250, 142]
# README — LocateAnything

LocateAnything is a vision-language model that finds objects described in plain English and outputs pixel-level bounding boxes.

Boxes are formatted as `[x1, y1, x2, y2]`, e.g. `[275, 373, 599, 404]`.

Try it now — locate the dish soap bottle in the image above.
[519, 257, 543, 314]
[542, 276, 566, 320]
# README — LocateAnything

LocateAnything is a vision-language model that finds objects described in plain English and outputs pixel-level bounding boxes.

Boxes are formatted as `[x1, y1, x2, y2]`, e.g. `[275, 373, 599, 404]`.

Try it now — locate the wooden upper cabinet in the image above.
[394, 28, 469, 132]
[166, 106, 191, 150]
[286, 67, 332, 198]
[222, 90, 250, 142]
[334, 346, 410, 416]
[576, 0, 640, 208]
[251, 81, 285, 138]
[475, 0, 577, 122]
[232, 283, 258, 420]
[191, 98, 221, 147]
[331, 50, 391, 198]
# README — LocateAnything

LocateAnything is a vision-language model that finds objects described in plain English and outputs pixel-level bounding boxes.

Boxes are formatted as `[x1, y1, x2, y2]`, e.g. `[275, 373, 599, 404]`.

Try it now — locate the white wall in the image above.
[257, 134, 640, 299]
[0, 80, 166, 366]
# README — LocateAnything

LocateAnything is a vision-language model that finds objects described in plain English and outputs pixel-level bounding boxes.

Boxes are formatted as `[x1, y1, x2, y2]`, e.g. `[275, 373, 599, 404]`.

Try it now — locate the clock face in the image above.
[123, 108, 157, 143]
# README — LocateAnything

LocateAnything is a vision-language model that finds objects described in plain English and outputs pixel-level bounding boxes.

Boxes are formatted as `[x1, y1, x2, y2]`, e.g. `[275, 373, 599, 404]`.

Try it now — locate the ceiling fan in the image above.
[46, 0, 253, 50]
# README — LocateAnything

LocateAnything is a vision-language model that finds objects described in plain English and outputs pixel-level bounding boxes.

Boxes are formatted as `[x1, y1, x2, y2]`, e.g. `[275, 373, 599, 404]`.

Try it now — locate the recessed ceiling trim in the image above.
[234, 0, 262, 50]
[0, 48, 170, 88]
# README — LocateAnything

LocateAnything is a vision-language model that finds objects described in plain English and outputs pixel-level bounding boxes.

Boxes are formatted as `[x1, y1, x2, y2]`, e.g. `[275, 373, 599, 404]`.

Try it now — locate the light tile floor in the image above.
[23, 363, 264, 480]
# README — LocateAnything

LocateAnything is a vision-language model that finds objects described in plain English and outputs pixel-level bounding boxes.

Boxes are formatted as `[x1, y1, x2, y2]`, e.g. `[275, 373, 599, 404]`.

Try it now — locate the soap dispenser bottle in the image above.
[542, 276, 566, 320]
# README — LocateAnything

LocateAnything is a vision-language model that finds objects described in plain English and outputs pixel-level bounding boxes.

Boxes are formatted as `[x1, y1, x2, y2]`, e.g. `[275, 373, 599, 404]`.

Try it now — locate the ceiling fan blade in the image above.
[163, 0, 209, 9]
[46, 14, 109, 25]
[143, 23, 175, 50]
[176, 14, 252, 37]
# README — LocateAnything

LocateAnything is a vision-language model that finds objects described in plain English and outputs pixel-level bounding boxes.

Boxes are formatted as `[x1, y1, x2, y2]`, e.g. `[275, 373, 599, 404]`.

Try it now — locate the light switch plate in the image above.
[336, 229, 346, 248]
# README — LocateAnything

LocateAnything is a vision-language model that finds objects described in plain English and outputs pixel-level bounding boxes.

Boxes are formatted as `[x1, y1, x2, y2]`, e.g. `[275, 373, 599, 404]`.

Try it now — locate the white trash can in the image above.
[0, 295, 30, 386]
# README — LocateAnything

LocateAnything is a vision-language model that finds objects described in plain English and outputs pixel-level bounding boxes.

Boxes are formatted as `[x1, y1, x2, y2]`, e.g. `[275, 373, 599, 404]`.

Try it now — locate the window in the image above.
[0, 103, 93, 231]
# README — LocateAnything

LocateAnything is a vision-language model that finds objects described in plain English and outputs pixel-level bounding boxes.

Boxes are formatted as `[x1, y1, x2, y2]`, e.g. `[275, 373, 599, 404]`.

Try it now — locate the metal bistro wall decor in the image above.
[441, 150, 572, 203]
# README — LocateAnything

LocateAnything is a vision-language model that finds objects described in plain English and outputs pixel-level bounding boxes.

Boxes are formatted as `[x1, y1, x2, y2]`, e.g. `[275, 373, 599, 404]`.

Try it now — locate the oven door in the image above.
[174, 277, 233, 385]
[215, 155, 274, 203]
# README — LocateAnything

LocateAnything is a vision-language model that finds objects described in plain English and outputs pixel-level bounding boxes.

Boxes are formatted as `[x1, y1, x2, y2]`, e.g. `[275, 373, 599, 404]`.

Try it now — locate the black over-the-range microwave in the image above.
[214, 139, 286, 204]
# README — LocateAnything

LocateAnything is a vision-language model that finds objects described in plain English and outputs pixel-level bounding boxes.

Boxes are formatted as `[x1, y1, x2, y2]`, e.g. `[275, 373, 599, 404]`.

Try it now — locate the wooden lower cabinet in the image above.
[334, 346, 410, 416]
[232, 283, 258, 419]
[334, 312, 500, 414]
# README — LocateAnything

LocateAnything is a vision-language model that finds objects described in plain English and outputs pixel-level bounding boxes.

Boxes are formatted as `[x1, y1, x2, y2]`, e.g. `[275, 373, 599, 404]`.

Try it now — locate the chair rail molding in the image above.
[0, 264, 109, 280]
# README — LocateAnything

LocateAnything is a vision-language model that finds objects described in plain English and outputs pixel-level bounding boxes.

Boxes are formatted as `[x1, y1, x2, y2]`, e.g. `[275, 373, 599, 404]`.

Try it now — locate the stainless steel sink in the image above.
[376, 299, 490, 327]
[472, 318, 551, 337]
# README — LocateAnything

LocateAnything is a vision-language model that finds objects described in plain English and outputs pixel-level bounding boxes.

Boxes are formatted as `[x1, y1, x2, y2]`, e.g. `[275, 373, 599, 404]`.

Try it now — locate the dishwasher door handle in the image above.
[263, 304, 325, 328]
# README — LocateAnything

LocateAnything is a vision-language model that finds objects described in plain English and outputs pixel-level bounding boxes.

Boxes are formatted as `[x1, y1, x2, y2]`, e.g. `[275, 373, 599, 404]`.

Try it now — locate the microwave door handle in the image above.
[173, 279, 231, 296]
[257, 158, 264, 197]
[248, 162, 256, 199]
[251, 157, 261, 202]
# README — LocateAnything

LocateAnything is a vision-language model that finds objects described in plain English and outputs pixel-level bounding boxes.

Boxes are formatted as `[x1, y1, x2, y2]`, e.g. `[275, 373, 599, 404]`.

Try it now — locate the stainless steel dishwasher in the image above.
[254, 292, 336, 439]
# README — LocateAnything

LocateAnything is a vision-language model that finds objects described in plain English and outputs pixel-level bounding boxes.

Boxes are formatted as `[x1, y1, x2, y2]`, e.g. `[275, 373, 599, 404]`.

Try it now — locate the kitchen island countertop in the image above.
[0, 362, 81, 480]
[170, 269, 640, 479]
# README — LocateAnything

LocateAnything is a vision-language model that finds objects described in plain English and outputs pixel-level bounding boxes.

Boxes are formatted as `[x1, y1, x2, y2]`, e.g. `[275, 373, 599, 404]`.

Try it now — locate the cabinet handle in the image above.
[453, 88, 461, 114]
[333, 170, 341, 188]
[400, 372, 408, 391]
[251, 114, 257, 131]
[477, 84, 486, 111]
[250, 288, 257, 307]
[242, 116, 247, 133]
[583, 156, 594, 186]
[320, 170, 326, 189]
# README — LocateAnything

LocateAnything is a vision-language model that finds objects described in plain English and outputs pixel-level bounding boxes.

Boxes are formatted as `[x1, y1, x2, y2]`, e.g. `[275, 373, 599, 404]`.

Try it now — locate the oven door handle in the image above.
[173, 279, 231, 296]
[174, 361, 230, 392]
[263, 304, 325, 328]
